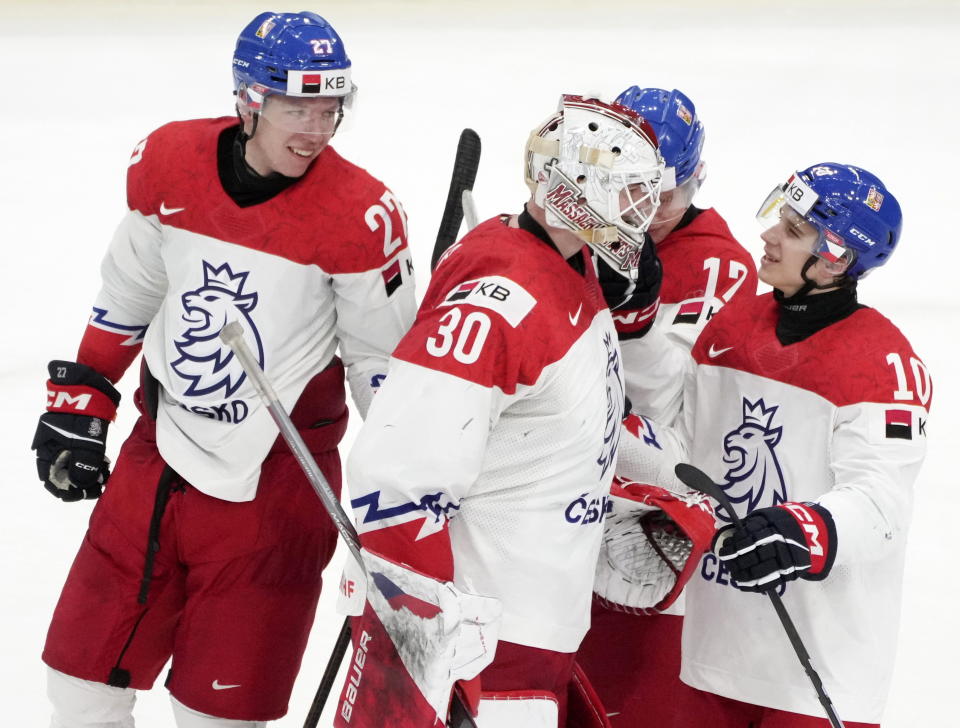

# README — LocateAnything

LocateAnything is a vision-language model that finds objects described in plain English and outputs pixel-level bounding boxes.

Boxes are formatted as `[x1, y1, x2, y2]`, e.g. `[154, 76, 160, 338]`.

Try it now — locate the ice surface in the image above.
[2, 1, 958, 725]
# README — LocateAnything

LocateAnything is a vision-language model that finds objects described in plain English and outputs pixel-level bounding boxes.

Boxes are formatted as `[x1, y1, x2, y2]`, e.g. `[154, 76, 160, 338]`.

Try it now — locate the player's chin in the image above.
[281, 143, 326, 175]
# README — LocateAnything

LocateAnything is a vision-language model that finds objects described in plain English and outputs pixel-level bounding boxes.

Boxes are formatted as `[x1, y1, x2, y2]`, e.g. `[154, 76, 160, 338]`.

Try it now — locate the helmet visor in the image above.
[240, 82, 357, 136]
[756, 184, 856, 267]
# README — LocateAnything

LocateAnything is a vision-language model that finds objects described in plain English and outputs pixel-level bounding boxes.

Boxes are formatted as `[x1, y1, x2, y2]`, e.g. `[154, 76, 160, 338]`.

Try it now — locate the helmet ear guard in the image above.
[525, 95, 665, 279]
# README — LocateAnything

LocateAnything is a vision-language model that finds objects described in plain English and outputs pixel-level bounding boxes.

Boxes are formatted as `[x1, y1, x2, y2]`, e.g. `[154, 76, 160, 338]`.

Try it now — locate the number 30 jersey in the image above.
[347, 216, 624, 653]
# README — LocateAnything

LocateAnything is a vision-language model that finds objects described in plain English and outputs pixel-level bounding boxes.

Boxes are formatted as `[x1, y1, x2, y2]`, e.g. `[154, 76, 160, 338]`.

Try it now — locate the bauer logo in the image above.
[717, 398, 788, 522]
[171, 261, 264, 399]
[439, 276, 536, 327]
[848, 226, 877, 247]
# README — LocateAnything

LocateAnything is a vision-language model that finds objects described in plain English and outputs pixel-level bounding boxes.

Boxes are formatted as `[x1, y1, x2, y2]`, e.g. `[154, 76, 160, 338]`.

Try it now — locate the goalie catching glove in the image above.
[31, 360, 120, 502]
[713, 502, 837, 592]
[594, 478, 714, 614]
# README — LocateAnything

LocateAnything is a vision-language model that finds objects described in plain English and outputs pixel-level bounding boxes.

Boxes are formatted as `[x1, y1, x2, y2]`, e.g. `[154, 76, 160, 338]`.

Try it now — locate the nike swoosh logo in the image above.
[212, 680, 241, 690]
[159, 201, 185, 215]
[569, 304, 582, 326]
[708, 344, 734, 358]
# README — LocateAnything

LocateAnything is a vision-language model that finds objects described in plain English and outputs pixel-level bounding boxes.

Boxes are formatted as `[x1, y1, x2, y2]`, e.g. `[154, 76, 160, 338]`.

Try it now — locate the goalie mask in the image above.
[525, 95, 665, 279]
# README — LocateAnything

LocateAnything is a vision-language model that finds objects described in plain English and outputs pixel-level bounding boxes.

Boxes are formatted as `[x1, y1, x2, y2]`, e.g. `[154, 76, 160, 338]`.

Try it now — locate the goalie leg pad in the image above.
[476, 691, 559, 728]
[567, 663, 612, 728]
[334, 549, 501, 727]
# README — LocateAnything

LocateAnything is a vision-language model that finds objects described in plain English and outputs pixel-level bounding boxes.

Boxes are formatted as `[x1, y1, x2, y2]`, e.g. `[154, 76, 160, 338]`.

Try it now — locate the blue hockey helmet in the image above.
[233, 12, 355, 118]
[615, 87, 705, 190]
[757, 163, 902, 280]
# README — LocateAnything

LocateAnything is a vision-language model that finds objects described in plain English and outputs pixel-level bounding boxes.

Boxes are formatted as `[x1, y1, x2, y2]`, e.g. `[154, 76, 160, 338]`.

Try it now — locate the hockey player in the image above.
[330, 95, 665, 728]
[577, 87, 758, 727]
[32, 12, 415, 727]
[607, 163, 929, 727]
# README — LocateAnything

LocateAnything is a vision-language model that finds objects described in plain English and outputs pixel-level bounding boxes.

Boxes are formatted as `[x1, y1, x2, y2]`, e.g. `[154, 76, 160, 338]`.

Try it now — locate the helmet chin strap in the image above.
[792, 255, 853, 298]
[234, 104, 259, 141]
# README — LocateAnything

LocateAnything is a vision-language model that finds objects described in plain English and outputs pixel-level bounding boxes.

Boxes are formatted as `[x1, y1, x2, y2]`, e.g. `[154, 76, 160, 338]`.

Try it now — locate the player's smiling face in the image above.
[243, 95, 341, 178]
[759, 207, 820, 296]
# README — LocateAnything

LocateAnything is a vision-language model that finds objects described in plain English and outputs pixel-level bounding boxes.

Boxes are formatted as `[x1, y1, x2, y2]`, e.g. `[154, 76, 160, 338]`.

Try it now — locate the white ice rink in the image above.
[2, 1, 959, 725]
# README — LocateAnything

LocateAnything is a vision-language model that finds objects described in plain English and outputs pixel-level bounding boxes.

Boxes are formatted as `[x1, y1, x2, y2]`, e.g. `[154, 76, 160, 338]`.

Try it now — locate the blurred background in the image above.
[2, 1, 957, 725]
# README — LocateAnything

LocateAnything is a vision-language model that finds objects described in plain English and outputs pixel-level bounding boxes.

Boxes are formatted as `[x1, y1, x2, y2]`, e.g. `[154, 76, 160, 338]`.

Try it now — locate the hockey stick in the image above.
[219, 323, 478, 728]
[462, 189, 479, 232]
[431, 128, 481, 270]
[674, 463, 846, 728]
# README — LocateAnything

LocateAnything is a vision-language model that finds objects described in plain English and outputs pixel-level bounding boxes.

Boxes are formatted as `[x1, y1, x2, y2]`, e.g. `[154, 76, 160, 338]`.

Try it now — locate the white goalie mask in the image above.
[525, 95, 665, 278]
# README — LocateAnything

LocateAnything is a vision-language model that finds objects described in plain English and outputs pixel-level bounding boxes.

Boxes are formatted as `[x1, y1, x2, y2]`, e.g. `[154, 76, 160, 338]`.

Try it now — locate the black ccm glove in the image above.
[32, 360, 121, 502]
[713, 502, 837, 593]
[597, 235, 663, 339]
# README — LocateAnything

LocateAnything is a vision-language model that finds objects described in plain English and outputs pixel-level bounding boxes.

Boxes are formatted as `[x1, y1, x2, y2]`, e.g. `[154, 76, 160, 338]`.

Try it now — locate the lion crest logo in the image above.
[171, 261, 264, 398]
[718, 397, 788, 521]
[597, 331, 625, 478]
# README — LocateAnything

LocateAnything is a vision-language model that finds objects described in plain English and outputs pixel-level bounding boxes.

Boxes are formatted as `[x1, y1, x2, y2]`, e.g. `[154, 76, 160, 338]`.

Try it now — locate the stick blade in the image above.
[675, 462, 741, 525]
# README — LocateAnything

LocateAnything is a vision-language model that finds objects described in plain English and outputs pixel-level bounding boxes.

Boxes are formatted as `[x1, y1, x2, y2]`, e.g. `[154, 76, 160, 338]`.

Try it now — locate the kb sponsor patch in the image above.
[440, 276, 536, 327]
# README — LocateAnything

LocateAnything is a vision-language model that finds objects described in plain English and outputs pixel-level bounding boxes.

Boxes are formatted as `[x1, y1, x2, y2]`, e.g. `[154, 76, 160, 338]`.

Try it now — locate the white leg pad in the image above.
[47, 667, 136, 728]
[475, 691, 558, 728]
[170, 696, 266, 728]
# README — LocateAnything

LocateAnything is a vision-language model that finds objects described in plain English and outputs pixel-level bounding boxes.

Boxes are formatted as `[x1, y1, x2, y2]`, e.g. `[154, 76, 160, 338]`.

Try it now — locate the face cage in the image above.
[617, 171, 662, 235]
[756, 184, 857, 270]
[238, 82, 358, 136]
[541, 163, 661, 279]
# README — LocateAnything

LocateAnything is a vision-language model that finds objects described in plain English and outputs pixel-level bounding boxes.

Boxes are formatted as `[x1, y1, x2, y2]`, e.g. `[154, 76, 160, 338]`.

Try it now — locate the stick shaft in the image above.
[219, 321, 363, 567]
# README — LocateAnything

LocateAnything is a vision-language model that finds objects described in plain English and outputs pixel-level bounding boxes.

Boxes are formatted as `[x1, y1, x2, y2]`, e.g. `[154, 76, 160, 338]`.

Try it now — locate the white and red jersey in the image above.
[347, 216, 625, 653]
[617, 208, 757, 422]
[627, 292, 930, 722]
[80, 118, 416, 501]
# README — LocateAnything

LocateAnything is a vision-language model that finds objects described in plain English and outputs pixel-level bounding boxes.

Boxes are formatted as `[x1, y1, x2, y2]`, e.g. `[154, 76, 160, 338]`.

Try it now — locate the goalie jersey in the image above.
[347, 215, 625, 653]
[82, 118, 416, 501]
[644, 292, 930, 722]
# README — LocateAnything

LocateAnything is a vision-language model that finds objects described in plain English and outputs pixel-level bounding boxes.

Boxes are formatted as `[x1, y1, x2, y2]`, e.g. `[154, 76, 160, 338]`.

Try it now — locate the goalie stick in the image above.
[218, 323, 478, 728]
[674, 463, 846, 728]
[431, 128, 481, 270]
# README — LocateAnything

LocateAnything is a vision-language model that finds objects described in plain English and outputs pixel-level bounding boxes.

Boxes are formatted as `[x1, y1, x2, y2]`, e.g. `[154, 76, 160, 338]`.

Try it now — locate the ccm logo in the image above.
[783, 503, 824, 556]
[340, 630, 373, 722]
[47, 390, 92, 411]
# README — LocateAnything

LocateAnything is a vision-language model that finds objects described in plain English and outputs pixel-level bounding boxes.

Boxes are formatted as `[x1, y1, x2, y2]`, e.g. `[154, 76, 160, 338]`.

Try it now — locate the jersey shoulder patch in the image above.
[438, 275, 537, 328]
[394, 221, 603, 391]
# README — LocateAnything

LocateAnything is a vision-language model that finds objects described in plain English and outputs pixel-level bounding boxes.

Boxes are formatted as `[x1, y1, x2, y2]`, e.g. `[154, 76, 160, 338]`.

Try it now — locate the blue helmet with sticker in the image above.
[758, 163, 902, 280]
[233, 12, 354, 109]
[615, 87, 704, 190]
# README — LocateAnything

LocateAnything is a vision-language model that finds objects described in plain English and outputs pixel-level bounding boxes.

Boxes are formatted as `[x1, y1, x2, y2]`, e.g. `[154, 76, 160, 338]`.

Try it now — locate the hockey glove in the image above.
[594, 478, 714, 613]
[32, 360, 121, 502]
[597, 237, 663, 339]
[714, 502, 837, 593]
